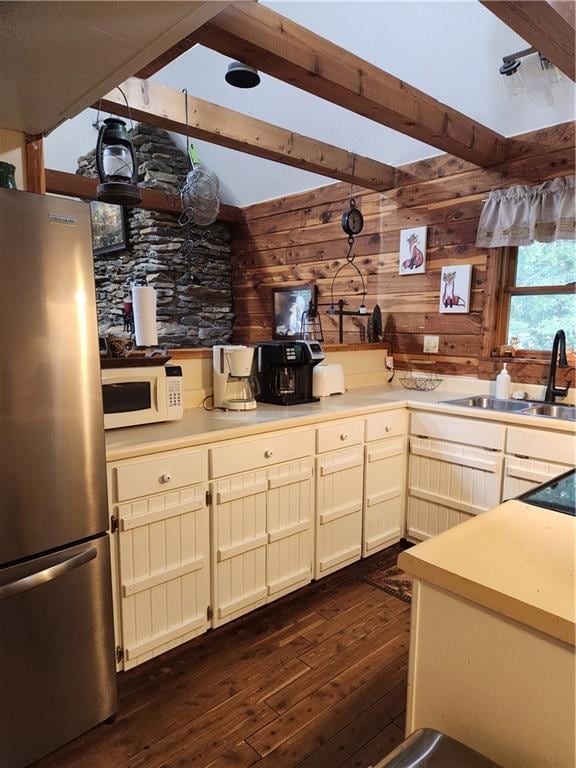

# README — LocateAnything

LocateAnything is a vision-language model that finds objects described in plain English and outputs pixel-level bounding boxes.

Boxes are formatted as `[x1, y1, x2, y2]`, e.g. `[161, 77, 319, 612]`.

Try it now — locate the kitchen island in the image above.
[399, 489, 575, 768]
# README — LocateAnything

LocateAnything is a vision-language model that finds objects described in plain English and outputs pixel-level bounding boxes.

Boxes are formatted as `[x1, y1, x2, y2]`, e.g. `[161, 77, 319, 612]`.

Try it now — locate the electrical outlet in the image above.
[423, 335, 439, 353]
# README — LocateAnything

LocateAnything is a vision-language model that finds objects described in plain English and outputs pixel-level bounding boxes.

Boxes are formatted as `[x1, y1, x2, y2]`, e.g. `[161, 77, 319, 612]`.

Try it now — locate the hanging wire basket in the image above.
[399, 360, 443, 391]
[180, 167, 220, 226]
[178, 90, 221, 227]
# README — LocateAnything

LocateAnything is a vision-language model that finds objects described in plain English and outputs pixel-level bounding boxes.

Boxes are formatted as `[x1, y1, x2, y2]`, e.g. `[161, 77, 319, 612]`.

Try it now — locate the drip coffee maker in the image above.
[212, 345, 258, 410]
[255, 341, 324, 406]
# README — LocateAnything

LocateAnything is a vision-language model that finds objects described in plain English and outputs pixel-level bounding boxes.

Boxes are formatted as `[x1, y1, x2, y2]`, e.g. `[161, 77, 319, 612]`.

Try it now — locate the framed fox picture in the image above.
[399, 226, 427, 275]
[439, 264, 472, 314]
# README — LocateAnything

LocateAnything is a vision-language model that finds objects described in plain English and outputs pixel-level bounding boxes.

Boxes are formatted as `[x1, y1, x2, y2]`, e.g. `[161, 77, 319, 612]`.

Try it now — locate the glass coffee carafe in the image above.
[274, 366, 296, 395]
[224, 374, 259, 407]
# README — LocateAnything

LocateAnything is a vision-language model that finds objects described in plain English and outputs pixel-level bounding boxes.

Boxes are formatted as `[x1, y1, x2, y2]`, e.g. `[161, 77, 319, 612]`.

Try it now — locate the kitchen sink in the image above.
[441, 396, 538, 412]
[442, 396, 575, 421]
[522, 404, 576, 421]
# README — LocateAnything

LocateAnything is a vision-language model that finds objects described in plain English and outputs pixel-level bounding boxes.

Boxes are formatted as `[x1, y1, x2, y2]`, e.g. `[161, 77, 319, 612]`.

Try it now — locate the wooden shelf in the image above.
[45, 169, 241, 223]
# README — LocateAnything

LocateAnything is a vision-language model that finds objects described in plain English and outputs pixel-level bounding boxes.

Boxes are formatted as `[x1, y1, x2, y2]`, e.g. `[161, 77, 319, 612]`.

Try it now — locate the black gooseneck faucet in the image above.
[544, 329, 569, 403]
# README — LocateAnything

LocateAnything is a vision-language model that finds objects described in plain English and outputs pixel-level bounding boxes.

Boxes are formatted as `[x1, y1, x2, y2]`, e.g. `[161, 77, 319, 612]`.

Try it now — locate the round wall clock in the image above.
[341, 199, 364, 236]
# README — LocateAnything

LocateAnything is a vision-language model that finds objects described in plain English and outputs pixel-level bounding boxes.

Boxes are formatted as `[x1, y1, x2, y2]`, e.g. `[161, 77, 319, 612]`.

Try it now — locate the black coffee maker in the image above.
[255, 340, 325, 405]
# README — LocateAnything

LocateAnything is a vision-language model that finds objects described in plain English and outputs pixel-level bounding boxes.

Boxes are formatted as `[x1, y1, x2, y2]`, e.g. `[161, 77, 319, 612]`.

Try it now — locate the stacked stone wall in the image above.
[77, 123, 233, 347]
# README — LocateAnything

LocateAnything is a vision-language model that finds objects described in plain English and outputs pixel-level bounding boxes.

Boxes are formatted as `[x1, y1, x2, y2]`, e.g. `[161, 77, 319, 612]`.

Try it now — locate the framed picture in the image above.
[90, 201, 127, 255]
[399, 226, 427, 275]
[439, 264, 472, 314]
[272, 283, 316, 339]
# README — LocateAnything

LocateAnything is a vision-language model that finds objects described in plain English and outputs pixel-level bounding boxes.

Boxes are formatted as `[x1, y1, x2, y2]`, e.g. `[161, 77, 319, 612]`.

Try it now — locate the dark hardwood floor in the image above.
[33, 546, 410, 768]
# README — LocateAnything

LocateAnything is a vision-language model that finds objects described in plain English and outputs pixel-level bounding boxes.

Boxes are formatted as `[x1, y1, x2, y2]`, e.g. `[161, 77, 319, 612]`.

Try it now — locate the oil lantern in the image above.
[95, 118, 141, 206]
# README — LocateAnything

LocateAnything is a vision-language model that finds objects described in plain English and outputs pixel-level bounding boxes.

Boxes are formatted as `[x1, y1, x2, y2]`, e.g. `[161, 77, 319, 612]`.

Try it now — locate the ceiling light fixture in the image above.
[499, 46, 536, 76]
[225, 61, 261, 88]
[499, 59, 522, 77]
[538, 54, 563, 86]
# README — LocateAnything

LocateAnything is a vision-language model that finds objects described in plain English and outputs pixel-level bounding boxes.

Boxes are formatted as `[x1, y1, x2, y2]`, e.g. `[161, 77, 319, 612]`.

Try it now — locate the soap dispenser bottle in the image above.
[495, 363, 511, 399]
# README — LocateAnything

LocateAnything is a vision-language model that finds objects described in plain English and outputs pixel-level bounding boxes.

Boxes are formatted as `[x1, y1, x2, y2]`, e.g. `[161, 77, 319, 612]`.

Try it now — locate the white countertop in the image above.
[105, 385, 430, 460]
[399, 499, 576, 645]
[105, 385, 576, 461]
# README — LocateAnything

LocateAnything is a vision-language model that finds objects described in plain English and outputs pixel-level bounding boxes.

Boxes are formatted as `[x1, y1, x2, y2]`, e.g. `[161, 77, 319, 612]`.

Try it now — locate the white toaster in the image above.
[313, 363, 346, 397]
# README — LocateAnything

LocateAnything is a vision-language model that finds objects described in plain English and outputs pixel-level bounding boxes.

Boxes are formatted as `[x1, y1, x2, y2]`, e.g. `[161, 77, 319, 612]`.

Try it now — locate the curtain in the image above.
[476, 175, 575, 247]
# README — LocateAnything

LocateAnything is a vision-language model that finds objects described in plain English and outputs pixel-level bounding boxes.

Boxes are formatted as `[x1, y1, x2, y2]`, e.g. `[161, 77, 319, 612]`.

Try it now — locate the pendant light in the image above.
[225, 61, 261, 88]
[95, 117, 141, 207]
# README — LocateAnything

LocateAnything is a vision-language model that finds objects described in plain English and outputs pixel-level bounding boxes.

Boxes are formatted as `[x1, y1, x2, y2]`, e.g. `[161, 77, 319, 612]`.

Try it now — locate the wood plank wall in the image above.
[231, 123, 575, 382]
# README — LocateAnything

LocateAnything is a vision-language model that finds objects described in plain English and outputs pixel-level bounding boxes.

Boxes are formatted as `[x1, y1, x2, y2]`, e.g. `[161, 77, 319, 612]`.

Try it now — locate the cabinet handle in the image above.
[340, 433, 348, 441]
[264, 449, 273, 459]
[159, 473, 172, 484]
[385, 426, 392, 433]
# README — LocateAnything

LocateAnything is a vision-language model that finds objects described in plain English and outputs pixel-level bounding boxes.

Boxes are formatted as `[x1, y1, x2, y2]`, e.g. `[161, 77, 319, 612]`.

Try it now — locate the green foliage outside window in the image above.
[507, 241, 576, 351]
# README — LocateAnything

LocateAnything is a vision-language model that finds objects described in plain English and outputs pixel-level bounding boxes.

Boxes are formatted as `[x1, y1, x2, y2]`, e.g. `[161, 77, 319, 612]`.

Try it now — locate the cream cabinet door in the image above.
[211, 470, 268, 627]
[267, 458, 313, 601]
[407, 436, 503, 540]
[503, 426, 574, 500]
[315, 446, 364, 578]
[363, 437, 405, 556]
[502, 455, 571, 500]
[116, 483, 210, 670]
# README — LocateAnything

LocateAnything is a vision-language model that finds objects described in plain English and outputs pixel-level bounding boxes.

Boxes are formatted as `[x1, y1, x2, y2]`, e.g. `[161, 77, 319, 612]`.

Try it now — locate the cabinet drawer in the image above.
[507, 427, 575, 465]
[210, 429, 313, 479]
[113, 450, 208, 502]
[365, 410, 407, 442]
[316, 418, 364, 453]
[411, 412, 505, 451]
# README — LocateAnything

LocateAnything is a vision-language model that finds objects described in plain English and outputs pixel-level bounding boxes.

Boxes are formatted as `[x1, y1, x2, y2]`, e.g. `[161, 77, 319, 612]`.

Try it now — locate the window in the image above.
[497, 241, 576, 353]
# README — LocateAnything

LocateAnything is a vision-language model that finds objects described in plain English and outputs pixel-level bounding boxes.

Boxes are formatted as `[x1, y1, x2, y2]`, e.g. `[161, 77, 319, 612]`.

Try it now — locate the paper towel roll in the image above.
[132, 285, 158, 347]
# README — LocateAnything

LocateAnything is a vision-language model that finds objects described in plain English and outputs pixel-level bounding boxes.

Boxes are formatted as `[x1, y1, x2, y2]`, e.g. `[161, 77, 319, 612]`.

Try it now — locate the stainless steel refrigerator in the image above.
[0, 189, 117, 767]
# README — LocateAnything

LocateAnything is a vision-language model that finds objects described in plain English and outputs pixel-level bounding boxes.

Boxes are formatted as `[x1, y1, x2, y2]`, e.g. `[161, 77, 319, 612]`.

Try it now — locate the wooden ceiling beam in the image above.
[136, 38, 199, 80]
[189, 3, 506, 167]
[97, 77, 396, 191]
[45, 169, 241, 223]
[480, 1, 575, 81]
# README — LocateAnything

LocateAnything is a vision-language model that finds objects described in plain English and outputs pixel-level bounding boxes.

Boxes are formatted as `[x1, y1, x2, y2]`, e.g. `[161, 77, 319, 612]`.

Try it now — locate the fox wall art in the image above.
[399, 226, 427, 275]
[439, 264, 472, 314]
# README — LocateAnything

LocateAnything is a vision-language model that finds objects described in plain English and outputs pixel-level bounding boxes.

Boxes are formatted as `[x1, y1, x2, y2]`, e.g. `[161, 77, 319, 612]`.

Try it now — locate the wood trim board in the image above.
[24, 134, 46, 194]
[45, 168, 241, 223]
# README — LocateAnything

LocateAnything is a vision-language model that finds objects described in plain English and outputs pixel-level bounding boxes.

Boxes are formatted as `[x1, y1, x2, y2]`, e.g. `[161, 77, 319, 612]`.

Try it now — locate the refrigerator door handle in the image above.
[0, 547, 97, 601]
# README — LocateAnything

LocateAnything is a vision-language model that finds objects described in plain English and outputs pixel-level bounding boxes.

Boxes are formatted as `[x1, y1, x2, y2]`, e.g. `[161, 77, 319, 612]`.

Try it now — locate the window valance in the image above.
[476, 175, 575, 248]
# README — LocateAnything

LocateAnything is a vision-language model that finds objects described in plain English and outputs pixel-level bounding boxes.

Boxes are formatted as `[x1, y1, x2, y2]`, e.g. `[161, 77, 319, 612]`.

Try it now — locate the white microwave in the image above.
[101, 365, 184, 429]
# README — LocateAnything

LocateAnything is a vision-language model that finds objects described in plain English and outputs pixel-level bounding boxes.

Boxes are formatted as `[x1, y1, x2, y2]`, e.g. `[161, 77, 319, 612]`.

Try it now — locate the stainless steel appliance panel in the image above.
[0, 189, 107, 563]
[0, 535, 117, 768]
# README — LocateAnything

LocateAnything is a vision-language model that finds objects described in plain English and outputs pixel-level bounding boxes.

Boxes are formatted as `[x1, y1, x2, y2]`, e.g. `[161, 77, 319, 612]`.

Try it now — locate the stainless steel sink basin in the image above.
[441, 396, 537, 412]
[522, 404, 576, 421]
[442, 396, 575, 421]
